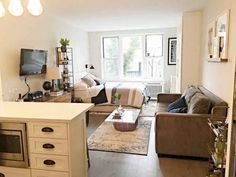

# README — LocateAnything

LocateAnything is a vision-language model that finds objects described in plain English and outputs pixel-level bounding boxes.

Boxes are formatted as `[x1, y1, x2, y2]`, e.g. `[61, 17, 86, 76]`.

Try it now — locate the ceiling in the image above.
[44, 0, 207, 32]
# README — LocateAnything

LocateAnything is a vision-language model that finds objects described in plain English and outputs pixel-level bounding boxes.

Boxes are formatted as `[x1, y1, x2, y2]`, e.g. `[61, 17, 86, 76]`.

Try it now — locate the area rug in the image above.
[88, 119, 152, 155]
[140, 101, 157, 117]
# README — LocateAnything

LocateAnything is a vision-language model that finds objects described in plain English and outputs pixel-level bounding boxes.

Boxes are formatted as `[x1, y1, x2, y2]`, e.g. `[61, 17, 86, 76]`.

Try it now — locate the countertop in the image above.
[0, 102, 94, 122]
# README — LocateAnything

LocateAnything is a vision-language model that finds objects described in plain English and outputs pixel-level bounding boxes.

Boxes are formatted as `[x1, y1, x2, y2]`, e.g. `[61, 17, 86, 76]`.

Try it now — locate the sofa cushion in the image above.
[156, 103, 169, 112]
[167, 97, 187, 112]
[183, 85, 201, 103]
[188, 93, 211, 114]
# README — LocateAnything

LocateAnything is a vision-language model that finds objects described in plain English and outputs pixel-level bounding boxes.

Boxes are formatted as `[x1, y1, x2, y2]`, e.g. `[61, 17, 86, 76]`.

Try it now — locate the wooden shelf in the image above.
[56, 47, 74, 94]
[208, 58, 228, 63]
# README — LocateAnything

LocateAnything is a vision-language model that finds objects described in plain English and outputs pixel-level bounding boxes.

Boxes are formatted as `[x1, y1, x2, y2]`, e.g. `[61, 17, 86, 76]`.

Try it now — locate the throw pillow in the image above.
[183, 85, 201, 103]
[167, 96, 187, 112]
[188, 93, 211, 114]
[94, 79, 101, 85]
[169, 107, 187, 113]
[81, 75, 96, 87]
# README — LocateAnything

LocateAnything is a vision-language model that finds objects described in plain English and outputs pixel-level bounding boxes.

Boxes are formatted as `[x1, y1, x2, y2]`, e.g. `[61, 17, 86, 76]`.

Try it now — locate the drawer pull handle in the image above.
[43, 159, 56, 166]
[41, 127, 54, 133]
[42, 143, 55, 149]
[0, 173, 5, 177]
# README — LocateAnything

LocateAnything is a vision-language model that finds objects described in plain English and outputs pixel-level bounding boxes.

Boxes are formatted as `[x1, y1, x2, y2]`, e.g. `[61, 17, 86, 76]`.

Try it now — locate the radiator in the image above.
[146, 83, 163, 99]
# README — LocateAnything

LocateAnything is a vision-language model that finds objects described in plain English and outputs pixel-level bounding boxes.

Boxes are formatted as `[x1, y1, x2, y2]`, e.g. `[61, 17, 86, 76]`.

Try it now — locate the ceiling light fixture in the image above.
[27, 0, 43, 16]
[0, 1, 5, 18]
[8, 0, 23, 16]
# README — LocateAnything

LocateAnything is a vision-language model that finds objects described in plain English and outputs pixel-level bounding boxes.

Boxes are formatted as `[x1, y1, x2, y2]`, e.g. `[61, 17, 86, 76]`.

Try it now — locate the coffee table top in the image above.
[105, 108, 140, 124]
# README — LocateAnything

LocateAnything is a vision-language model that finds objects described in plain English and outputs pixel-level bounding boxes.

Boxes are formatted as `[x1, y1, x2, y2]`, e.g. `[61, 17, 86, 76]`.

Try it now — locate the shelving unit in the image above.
[56, 47, 74, 94]
[207, 119, 228, 177]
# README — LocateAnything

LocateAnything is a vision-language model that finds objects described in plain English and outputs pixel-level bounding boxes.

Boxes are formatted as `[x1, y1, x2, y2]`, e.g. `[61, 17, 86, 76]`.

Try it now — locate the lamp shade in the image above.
[46, 67, 61, 80]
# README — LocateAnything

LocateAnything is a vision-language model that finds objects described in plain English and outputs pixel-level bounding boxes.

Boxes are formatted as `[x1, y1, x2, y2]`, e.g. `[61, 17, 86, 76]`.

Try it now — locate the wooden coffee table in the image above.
[105, 108, 140, 132]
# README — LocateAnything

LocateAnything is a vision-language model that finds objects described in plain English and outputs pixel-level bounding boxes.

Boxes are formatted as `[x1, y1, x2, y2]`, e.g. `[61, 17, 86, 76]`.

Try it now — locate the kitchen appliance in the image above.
[0, 122, 29, 168]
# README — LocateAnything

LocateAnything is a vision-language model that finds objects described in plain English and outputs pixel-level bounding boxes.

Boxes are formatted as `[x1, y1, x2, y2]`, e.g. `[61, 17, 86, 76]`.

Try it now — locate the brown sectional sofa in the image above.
[155, 86, 228, 158]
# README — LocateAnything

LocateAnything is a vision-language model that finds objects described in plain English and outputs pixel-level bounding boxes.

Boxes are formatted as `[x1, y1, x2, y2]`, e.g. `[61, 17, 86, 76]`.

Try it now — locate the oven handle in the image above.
[42, 143, 55, 149]
[41, 127, 54, 133]
[43, 159, 56, 166]
[0, 173, 5, 177]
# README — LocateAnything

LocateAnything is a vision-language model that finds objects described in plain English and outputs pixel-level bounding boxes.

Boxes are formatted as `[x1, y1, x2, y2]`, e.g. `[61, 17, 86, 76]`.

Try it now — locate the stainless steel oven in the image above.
[0, 122, 29, 168]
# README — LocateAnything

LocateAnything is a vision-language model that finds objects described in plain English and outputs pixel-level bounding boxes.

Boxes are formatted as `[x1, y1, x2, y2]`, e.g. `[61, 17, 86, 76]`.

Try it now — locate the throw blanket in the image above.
[77, 82, 149, 108]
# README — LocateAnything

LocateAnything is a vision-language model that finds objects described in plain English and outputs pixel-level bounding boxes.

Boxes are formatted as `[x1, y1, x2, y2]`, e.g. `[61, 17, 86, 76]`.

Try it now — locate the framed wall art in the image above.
[207, 9, 230, 62]
[216, 9, 230, 60]
[168, 37, 177, 65]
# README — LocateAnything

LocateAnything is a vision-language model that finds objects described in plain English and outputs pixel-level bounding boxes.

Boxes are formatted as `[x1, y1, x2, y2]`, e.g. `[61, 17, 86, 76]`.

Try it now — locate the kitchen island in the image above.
[0, 102, 93, 177]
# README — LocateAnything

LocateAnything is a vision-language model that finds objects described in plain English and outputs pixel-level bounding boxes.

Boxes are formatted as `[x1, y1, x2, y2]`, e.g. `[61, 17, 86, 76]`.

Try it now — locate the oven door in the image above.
[0, 122, 29, 168]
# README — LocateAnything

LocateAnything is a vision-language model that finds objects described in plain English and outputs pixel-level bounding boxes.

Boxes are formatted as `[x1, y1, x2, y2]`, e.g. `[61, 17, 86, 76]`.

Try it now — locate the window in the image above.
[122, 36, 142, 78]
[102, 34, 163, 81]
[102, 37, 119, 79]
[145, 35, 163, 57]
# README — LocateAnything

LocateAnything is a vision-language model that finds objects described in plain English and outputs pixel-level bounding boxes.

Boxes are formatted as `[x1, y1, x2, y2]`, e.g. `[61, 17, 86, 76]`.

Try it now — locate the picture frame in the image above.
[216, 9, 230, 60]
[207, 9, 230, 62]
[207, 21, 216, 59]
[168, 38, 177, 65]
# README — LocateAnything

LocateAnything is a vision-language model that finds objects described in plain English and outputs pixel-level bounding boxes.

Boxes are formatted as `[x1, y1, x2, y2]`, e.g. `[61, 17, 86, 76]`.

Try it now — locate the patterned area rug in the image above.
[88, 119, 152, 155]
[140, 101, 157, 117]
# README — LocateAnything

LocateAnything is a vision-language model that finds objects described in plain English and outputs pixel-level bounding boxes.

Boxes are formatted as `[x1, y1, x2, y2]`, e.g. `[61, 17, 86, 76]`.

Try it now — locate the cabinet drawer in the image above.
[28, 122, 68, 139]
[30, 154, 69, 172]
[29, 138, 68, 155]
[31, 169, 69, 177]
[0, 166, 31, 177]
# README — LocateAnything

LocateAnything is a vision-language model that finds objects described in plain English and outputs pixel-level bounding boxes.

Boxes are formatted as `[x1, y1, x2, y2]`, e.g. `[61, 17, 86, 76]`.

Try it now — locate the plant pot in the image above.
[61, 46, 67, 53]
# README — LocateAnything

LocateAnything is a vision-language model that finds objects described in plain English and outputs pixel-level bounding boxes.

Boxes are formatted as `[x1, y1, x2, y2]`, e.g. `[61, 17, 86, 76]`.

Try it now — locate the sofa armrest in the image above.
[211, 105, 228, 119]
[157, 93, 182, 103]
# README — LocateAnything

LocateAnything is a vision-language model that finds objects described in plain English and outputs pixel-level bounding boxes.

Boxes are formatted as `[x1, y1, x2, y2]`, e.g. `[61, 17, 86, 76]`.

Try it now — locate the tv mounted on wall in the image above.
[19, 48, 47, 76]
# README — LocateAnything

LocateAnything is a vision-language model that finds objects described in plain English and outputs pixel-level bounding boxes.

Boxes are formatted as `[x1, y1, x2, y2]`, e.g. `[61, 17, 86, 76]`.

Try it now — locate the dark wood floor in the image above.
[87, 114, 208, 177]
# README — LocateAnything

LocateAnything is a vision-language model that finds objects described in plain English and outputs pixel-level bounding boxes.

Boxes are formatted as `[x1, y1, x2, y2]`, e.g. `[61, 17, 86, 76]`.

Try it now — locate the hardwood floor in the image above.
[87, 114, 208, 177]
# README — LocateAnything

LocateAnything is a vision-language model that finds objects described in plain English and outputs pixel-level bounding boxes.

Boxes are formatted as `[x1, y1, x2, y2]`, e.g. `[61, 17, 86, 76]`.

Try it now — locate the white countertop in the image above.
[0, 102, 94, 122]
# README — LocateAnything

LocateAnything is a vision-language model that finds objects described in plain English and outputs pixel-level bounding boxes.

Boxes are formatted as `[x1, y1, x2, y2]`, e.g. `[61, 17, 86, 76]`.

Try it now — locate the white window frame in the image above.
[101, 33, 164, 82]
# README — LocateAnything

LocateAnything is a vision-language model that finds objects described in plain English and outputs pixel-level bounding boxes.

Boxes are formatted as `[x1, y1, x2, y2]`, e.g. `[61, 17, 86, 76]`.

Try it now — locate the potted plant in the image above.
[113, 92, 123, 115]
[60, 38, 70, 52]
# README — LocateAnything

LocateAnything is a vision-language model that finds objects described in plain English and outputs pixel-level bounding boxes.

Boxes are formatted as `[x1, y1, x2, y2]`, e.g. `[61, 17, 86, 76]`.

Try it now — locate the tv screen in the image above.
[20, 49, 47, 76]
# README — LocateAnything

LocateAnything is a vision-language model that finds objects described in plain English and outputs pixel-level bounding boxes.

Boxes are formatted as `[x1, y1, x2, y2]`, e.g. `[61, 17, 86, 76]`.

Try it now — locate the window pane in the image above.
[103, 37, 119, 59]
[122, 36, 142, 79]
[103, 59, 119, 79]
[145, 58, 163, 80]
[146, 35, 163, 57]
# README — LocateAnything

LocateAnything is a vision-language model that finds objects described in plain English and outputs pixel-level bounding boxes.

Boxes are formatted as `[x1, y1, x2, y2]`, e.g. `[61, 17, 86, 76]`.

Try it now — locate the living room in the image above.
[0, 0, 236, 177]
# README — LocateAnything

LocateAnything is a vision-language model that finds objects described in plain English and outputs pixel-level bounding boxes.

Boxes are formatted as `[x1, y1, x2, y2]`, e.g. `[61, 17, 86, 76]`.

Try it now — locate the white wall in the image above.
[199, 0, 236, 176]
[181, 11, 202, 92]
[0, 15, 89, 101]
[88, 28, 177, 92]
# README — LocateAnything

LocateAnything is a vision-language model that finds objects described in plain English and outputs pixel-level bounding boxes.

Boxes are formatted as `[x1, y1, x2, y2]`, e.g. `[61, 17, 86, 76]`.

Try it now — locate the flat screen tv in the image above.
[19, 49, 47, 76]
